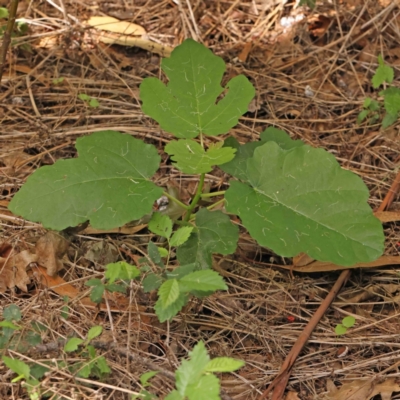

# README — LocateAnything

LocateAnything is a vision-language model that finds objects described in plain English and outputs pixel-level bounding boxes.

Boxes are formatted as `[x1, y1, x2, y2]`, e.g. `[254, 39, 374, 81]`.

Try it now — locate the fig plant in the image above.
[9, 39, 384, 322]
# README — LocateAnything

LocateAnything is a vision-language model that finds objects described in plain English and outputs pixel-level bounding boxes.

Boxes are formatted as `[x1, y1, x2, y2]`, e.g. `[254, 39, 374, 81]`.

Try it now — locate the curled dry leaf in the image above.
[0, 250, 36, 293]
[325, 378, 400, 400]
[35, 231, 70, 276]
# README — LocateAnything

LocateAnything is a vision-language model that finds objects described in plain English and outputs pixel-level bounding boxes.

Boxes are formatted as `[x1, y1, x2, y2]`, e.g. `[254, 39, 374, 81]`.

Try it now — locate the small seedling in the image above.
[78, 93, 100, 108]
[358, 54, 400, 129]
[52, 77, 64, 85]
[165, 341, 244, 400]
[9, 39, 385, 323]
[64, 325, 111, 379]
[85, 261, 140, 304]
[335, 315, 356, 336]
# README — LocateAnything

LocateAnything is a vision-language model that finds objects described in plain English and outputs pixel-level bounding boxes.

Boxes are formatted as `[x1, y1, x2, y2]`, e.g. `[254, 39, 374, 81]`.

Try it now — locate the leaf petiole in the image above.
[184, 173, 206, 222]
[206, 198, 226, 211]
[201, 190, 225, 198]
[162, 191, 189, 211]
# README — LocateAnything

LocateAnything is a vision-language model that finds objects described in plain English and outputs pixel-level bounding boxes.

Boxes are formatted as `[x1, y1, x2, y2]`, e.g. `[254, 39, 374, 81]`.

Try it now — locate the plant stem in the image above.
[184, 173, 205, 221]
[0, 0, 19, 83]
[206, 198, 225, 211]
[162, 191, 189, 210]
[200, 190, 225, 198]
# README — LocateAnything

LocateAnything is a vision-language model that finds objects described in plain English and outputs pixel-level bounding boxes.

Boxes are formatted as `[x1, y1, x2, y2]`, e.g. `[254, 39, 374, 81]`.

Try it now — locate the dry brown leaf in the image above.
[0, 250, 36, 293]
[285, 392, 301, 400]
[326, 378, 400, 400]
[35, 231, 70, 276]
[87, 16, 146, 37]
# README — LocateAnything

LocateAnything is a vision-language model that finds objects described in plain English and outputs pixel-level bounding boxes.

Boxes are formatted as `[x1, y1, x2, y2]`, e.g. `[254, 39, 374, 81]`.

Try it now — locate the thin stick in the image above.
[0, 0, 19, 83]
[259, 269, 351, 400]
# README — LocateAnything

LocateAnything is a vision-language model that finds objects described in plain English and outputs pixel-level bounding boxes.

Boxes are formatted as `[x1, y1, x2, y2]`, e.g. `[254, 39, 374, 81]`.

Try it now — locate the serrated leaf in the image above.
[9, 131, 163, 230]
[335, 324, 347, 335]
[2, 356, 30, 379]
[0, 7, 9, 18]
[87, 325, 102, 341]
[154, 292, 188, 322]
[178, 270, 227, 292]
[158, 247, 169, 257]
[221, 127, 303, 180]
[30, 363, 50, 380]
[105, 261, 140, 283]
[225, 141, 384, 266]
[177, 209, 239, 270]
[381, 87, 400, 116]
[158, 279, 180, 308]
[166, 264, 196, 280]
[149, 212, 172, 239]
[165, 139, 236, 173]
[143, 273, 163, 292]
[382, 112, 397, 129]
[372, 55, 394, 88]
[90, 284, 105, 303]
[95, 356, 111, 374]
[186, 374, 220, 400]
[148, 241, 164, 267]
[105, 283, 127, 293]
[4, 304, 22, 321]
[342, 316, 356, 328]
[140, 39, 255, 139]
[357, 109, 369, 124]
[64, 337, 84, 352]
[140, 371, 159, 386]
[204, 357, 245, 372]
[170, 226, 194, 247]
[176, 341, 210, 397]
[85, 278, 102, 287]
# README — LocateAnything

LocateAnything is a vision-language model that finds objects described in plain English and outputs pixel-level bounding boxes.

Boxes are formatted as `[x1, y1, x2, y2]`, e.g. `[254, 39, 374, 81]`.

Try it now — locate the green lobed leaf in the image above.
[221, 127, 303, 180]
[85, 278, 103, 287]
[95, 356, 111, 375]
[158, 247, 169, 257]
[4, 304, 22, 321]
[9, 131, 163, 230]
[165, 390, 183, 400]
[342, 316, 356, 328]
[381, 87, 400, 116]
[143, 273, 163, 292]
[335, 324, 347, 336]
[177, 209, 239, 270]
[165, 139, 236, 173]
[64, 337, 84, 352]
[178, 270, 227, 293]
[225, 141, 384, 266]
[2, 356, 30, 379]
[105, 283, 127, 293]
[158, 279, 180, 308]
[382, 112, 398, 129]
[149, 212, 173, 239]
[372, 54, 394, 88]
[105, 261, 140, 283]
[140, 39, 255, 139]
[87, 325, 103, 341]
[186, 374, 220, 400]
[154, 293, 188, 322]
[204, 357, 245, 373]
[175, 341, 210, 397]
[140, 370, 159, 387]
[170, 226, 194, 247]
